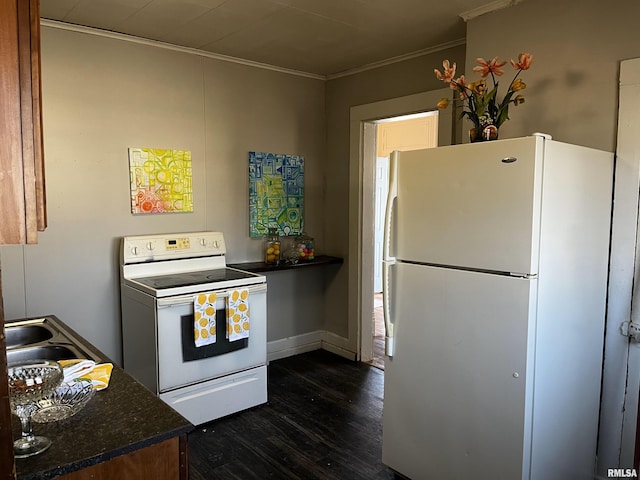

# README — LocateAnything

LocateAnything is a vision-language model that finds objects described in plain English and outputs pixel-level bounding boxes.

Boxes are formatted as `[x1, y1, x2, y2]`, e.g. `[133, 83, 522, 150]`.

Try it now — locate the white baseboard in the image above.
[267, 331, 322, 362]
[267, 330, 356, 362]
[322, 331, 357, 360]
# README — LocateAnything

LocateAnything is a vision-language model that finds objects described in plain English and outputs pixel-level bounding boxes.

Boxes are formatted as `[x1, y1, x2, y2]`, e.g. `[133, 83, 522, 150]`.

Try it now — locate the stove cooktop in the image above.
[131, 268, 260, 290]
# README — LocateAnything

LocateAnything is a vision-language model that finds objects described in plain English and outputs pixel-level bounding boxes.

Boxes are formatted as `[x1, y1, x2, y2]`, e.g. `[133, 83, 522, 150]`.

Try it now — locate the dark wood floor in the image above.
[188, 349, 398, 480]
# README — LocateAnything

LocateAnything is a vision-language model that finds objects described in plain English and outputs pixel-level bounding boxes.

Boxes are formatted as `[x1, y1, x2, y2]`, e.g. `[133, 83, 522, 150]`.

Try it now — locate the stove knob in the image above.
[146, 242, 154, 250]
[200, 238, 207, 247]
[213, 240, 219, 249]
[131, 246, 138, 256]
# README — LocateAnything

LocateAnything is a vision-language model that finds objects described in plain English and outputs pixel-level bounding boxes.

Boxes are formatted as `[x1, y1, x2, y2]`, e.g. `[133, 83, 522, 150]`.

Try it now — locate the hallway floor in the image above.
[367, 293, 385, 370]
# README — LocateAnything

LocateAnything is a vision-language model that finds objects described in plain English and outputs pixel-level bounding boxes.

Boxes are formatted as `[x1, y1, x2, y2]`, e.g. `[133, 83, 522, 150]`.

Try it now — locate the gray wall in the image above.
[0, 26, 327, 364]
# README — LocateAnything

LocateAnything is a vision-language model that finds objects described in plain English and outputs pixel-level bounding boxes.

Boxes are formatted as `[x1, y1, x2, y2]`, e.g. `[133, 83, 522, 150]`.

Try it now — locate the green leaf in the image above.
[496, 106, 510, 128]
[495, 90, 515, 127]
[485, 87, 498, 106]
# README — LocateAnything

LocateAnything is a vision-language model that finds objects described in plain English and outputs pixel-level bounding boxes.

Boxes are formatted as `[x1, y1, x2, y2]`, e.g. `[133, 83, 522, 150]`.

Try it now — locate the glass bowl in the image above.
[8, 359, 64, 457]
[32, 380, 95, 423]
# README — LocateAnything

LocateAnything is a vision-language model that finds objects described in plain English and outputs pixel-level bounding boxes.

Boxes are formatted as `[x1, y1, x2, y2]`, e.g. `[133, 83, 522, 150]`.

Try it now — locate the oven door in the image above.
[155, 282, 266, 393]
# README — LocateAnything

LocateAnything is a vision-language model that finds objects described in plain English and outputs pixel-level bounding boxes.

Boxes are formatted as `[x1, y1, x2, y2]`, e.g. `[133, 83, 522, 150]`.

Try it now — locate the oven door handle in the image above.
[156, 283, 267, 308]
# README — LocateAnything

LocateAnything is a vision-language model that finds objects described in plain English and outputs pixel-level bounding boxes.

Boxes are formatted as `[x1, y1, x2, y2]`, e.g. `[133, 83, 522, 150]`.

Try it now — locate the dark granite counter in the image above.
[13, 363, 193, 479]
[229, 254, 343, 273]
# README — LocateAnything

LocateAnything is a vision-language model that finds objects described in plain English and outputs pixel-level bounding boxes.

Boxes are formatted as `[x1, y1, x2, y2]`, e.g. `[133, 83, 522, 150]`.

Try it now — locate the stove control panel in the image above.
[122, 231, 226, 264]
[166, 237, 190, 250]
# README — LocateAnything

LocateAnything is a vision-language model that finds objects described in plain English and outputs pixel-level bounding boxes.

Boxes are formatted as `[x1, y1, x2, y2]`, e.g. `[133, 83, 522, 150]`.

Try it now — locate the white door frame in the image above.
[348, 88, 454, 362]
[597, 57, 640, 474]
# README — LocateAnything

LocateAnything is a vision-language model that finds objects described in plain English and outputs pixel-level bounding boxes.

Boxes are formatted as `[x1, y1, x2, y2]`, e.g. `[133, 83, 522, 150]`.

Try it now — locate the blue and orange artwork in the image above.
[129, 148, 193, 214]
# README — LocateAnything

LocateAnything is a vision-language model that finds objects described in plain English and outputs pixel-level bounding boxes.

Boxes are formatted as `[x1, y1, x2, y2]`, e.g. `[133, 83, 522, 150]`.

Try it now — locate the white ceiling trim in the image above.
[459, 0, 524, 22]
[326, 38, 466, 81]
[41, 19, 467, 82]
[40, 19, 326, 80]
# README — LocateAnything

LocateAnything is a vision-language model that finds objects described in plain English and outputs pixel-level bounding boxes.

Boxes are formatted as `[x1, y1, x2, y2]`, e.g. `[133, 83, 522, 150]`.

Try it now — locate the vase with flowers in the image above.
[434, 53, 533, 142]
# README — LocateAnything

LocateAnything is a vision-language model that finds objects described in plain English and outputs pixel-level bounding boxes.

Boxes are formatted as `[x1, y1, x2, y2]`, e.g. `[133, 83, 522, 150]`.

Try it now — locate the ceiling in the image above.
[40, 0, 517, 78]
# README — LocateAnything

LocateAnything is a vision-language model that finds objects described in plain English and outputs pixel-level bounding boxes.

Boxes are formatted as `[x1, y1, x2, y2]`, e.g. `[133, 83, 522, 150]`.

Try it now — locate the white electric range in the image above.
[119, 231, 267, 425]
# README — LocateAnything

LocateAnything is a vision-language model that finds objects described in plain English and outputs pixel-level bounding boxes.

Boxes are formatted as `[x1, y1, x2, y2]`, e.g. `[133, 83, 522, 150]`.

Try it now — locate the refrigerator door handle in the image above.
[382, 259, 395, 357]
[383, 151, 398, 264]
[383, 151, 399, 358]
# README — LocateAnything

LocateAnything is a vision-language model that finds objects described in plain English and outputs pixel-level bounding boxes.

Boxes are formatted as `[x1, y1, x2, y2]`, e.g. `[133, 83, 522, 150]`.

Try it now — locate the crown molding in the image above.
[326, 38, 466, 81]
[40, 19, 326, 81]
[41, 19, 466, 81]
[460, 0, 524, 22]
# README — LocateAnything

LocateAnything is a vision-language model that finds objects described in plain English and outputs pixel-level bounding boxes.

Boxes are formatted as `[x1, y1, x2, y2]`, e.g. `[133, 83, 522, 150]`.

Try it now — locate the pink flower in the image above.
[451, 75, 468, 99]
[473, 57, 507, 77]
[511, 53, 534, 71]
[434, 60, 457, 83]
[451, 75, 466, 89]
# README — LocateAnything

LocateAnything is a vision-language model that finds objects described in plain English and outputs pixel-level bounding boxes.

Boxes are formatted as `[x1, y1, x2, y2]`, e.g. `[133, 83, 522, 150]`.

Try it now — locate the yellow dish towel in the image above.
[59, 359, 113, 391]
[194, 292, 217, 347]
[227, 288, 250, 342]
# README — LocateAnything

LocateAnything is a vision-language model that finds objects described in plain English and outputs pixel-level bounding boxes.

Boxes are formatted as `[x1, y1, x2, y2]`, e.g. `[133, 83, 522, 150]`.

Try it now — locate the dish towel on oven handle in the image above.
[227, 288, 250, 342]
[194, 292, 217, 347]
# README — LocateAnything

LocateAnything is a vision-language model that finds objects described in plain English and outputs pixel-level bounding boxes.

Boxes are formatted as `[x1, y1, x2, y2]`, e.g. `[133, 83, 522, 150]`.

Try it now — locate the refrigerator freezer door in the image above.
[394, 136, 543, 275]
[382, 262, 536, 480]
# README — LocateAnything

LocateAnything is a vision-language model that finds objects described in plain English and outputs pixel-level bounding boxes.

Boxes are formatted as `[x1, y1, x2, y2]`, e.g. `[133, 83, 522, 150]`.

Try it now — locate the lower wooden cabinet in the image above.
[58, 436, 188, 480]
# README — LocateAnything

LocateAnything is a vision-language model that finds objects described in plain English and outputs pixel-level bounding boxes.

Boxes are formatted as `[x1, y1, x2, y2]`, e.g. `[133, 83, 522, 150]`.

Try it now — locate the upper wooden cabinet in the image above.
[0, 0, 46, 245]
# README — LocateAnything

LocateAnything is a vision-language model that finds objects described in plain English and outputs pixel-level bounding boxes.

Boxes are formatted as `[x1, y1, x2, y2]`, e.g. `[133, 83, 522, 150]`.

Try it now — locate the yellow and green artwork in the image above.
[249, 151, 304, 237]
[129, 148, 193, 214]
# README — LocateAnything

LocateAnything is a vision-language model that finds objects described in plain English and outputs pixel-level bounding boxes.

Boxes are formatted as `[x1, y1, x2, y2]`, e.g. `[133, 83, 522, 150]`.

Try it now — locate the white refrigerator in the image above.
[381, 135, 613, 480]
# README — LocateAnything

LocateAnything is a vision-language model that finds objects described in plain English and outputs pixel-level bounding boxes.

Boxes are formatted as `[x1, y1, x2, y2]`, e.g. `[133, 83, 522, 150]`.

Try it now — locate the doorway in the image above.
[347, 88, 455, 366]
[367, 113, 439, 369]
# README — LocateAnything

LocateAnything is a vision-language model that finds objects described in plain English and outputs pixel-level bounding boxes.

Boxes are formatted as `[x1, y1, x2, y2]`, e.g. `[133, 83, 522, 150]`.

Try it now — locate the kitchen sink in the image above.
[6, 324, 54, 348]
[4, 316, 105, 364]
[7, 345, 83, 363]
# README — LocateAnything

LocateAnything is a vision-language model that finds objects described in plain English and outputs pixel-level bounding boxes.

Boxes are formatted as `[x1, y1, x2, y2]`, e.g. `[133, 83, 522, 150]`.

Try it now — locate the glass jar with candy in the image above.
[295, 232, 315, 262]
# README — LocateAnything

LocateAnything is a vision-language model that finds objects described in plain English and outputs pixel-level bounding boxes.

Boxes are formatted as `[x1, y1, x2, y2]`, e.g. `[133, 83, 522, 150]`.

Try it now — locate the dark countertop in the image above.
[13, 362, 193, 479]
[229, 254, 343, 273]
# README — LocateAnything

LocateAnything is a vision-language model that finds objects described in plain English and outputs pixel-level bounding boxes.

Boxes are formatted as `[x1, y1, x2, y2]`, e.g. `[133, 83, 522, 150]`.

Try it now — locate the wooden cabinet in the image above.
[58, 436, 189, 480]
[0, 0, 46, 245]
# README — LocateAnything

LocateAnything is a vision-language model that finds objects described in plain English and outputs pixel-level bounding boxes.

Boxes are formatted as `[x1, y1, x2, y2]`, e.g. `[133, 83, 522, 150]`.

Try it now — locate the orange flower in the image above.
[451, 75, 468, 99]
[469, 80, 487, 95]
[434, 60, 456, 83]
[451, 75, 466, 90]
[436, 98, 449, 109]
[511, 53, 534, 71]
[473, 57, 507, 77]
[433, 52, 533, 131]
[510, 78, 526, 91]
